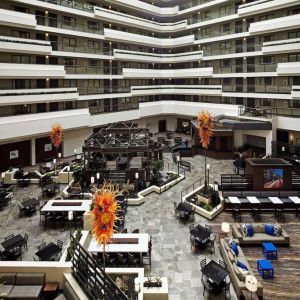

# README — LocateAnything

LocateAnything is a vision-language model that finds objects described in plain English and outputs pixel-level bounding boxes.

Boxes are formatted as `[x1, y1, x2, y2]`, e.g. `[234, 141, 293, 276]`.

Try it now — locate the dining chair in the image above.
[190, 208, 196, 222]
[5, 234, 14, 241]
[208, 234, 216, 254]
[57, 240, 63, 249]
[132, 229, 139, 233]
[104, 252, 116, 266]
[121, 228, 128, 233]
[223, 276, 231, 298]
[143, 237, 152, 268]
[202, 279, 212, 297]
[116, 253, 128, 266]
[173, 202, 178, 214]
[189, 224, 195, 232]
[128, 253, 140, 266]
[205, 224, 212, 232]
[200, 258, 207, 278]
[18, 205, 25, 217]
[22, 233, 29, 251]
[219, 260, 227, 270]
[37, 242, 46, 251]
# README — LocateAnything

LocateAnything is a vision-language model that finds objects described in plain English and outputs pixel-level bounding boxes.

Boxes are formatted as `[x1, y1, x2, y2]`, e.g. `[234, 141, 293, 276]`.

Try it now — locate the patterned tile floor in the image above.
[0, 154, 236, 299]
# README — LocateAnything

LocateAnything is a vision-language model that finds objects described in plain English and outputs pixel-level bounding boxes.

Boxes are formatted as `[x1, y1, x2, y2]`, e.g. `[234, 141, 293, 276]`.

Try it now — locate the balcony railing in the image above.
[195, 25, 247, 40]
[239, 106, 300, 118]
[216, 63, 277, 74]
[202, 44, 261, 56]
[65, 66, 122, 75]
[179, 0, 217, 10]
[78, 87, 131, 95]
[38, 0, 94, 12]
[36, 16, 104, 35]
[53, 43, 112, 55]
[223, 85, 292, 94]
[89, 103, 139, 115]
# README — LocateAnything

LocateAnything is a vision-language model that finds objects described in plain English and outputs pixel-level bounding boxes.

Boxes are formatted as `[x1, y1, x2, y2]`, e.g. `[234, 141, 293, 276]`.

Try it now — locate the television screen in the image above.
[264, 169, 283, 189]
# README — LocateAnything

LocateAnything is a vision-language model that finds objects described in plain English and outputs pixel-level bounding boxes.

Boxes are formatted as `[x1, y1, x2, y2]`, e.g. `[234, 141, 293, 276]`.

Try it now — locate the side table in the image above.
[257, 259, 274, 279]
[43, 282, 59, 300]
[262, 242, 277, 260]
[242, 289, 259, 300]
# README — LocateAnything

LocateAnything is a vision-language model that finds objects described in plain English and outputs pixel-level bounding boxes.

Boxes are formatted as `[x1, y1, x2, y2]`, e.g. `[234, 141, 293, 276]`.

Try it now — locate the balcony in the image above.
[0, 35, 52, 55]
[238, 0, 300, 16]
[0, 88, 79, 105]
[239, 106, 300, 119]
[0, 63, 65, 78]
[215, 63, 277, 74]
[113, 49, 203, 63]
[249, 14, 300, 35]
[94, 7, 187, 32]
[65, 66, 122, 75]
[262, 38, 300, 54]
[223, 85, 292, 94]
[104, 29, 195, 48]
[131, 85, 222, 96]
[202, 44, 261, 57]
[179, 0, 229, 15]
[292, 86, 300, 99]
[0, 8, 36, 29]
[277, 62, 300, 76]
[122, 67, 213, 78]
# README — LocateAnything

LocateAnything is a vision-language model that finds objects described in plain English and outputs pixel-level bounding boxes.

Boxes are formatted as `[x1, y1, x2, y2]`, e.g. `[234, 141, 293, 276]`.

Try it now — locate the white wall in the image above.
[137, 115, 180, 133]
[63, 127, 93, 157]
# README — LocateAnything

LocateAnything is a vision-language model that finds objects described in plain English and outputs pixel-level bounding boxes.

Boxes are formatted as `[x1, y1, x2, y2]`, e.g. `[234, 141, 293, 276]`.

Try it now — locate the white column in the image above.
[31, 138, 36, 166]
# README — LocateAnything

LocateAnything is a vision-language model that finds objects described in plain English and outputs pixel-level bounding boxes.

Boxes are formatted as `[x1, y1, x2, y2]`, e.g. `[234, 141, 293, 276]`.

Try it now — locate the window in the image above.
[222, 59, 231, 67]
[87, 20, 99, 31]
[261, 56, 274, 64]
[64, 79, 77, 87]
[88, 40, 100, 49]
[259, 14, 274, 21]
[62, 15, 75, 26]
[259, 35, 273, 43]
[288, 31, 300, 39]
[220, 23, 230, 32]
[288, 8, 300, 16]
[12, 55, 30, 64]
[12, 5, 29, 13]
[62, 37, 76, 47]
[65, 102, 73, 110]
[221, 97, 231, 104]
[220, 41, 231, 49]
[201, 11, 210, 19]
[64, 58, 76, 66]
[220, 5, 231, 16]
[11, 30, 30, 39]
[263, 78, 272, 86]
[89, 60, 99, 67]
[223, 78, 231, 85]
[14, 79, 31, 89]
[288, 54, 300, 62]
[261, 99, 272, 106]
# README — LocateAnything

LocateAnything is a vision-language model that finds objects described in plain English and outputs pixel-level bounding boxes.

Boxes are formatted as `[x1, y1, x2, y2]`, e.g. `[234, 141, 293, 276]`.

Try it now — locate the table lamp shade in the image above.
[221, 222, 230, 234]
[68, 211, 73, 221]
[245, 275, 258, 293]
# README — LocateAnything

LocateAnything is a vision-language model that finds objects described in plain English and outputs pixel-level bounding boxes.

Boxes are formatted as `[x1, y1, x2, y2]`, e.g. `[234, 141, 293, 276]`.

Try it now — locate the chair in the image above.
[7, 246, 22, 261]
[22, 233, 29, 251]
[104, 252, 116, 266]
[116, 253, 128, 266]
[132, 229, 139, 233]
[142, 237, 152, 268]
[128, 253, 140, 266]
[200, 258, 207, 279]
[173, 202, 178, 215]
[202, 278, 212, 297]
[219, 260, 227, 270]
[190, 208, 196, 222]
[18, 205, 25, 217]
[275, 206, 285, 222]
[189, 224, 195, 232]
[223, 276, 231, 298]
[121, 228, 128, 233]
[205, 224, 212, 232]
[232, 204, 241, 222]
[252, 204, 261, 222]
[57, 240, 63, 249]
[38, 242, 46, 251]
[5, 234, 14, 240]
[207, 234, 216, 254]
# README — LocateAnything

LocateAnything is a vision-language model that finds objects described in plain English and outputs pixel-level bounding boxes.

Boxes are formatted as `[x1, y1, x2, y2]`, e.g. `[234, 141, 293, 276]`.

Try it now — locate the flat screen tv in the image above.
[264, 168, 283, 189]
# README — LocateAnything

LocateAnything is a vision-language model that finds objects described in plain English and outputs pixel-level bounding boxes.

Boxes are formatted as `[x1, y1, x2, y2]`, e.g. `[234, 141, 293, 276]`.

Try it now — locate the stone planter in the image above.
[143, 277, 168, 300]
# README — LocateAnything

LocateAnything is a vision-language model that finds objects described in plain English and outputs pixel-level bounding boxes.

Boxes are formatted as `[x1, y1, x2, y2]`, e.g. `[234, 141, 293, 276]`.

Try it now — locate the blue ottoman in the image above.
[257, 259, 274, 279]
[262, 242, 277, 260]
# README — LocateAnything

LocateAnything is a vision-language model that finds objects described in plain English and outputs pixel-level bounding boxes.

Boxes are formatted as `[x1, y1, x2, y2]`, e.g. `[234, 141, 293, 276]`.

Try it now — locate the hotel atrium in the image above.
[0, 0, 299, 299]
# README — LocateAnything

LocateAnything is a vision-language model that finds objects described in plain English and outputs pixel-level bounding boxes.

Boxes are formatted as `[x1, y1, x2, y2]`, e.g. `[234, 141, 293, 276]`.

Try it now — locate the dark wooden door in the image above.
[158, 120, 166, 133]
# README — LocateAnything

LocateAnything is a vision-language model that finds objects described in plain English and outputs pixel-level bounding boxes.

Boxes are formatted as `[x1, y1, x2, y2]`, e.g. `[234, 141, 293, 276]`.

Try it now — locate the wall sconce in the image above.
[135, 172, 139, 179]
[91, 176, 95, 184]
[96, 173, 100, 180]
[58, 152, 61, 158]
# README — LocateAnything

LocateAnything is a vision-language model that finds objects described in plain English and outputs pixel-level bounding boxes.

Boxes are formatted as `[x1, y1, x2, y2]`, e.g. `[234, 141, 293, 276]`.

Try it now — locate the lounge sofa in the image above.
[0, 272, 45, 300]
[220, 239, 263, 299]
[54, 282, 80, 300]
[232, 223, 290, 246]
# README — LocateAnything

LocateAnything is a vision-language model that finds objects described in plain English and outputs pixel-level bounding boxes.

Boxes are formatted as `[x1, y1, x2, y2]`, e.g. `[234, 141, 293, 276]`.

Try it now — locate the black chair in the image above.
[7, 246, 22, 261]
[207, 234, 216, 254]
[121, 228, 128, 233]
[173, 202, 178, 215]
[57, 240, 63, 249]
[128, 253, 140, 266]
[116, 253, 128, 266]
[275, 206, 285, 222]
[205, 224, 212, 232]
[232, 204, 241, 222]
[200, 258, 206, 278]
[18, 205, 25, 217]
[22, 233, 29, 251]
[189, 224, 194, 232]
[5, 234, 14, 240]
[223, 276, 231, 298]
[104, 252, 116, 266]
[190, 208, 196, 222]
[202, 279, 213, 297]
[252, 204, 261, 222]
[132, 229, 139, 233]
[142, 237, 152, 268]
[219, 260, 227, 270]
[38, 242, 46, 251]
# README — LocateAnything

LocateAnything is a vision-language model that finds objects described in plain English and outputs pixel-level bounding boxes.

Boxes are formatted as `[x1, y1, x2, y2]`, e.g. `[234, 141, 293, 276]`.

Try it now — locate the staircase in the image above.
[107, 170, 126, 184]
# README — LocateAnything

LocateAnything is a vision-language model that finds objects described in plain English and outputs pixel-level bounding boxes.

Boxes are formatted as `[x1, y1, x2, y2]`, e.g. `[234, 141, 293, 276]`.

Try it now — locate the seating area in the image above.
[0, 233, 28, 261]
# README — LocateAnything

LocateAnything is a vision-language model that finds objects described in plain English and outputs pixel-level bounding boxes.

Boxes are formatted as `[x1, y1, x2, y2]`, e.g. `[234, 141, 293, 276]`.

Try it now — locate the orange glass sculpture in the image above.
[91, 182, 119, 245]
[50, 124, 64, 149]
[197, 111, 213, 149]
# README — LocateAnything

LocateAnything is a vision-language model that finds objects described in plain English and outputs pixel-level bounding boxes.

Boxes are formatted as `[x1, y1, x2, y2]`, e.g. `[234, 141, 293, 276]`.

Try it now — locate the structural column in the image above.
[31, 138, 36, 166]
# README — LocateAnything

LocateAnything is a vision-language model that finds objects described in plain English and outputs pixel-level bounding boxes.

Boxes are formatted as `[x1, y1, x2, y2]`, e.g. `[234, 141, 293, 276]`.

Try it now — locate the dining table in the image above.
[35, 242, 62, 261]
[201, 260, 229, 286]
[190, 225, 211, 243]
[1, 234, 25, 251]
[22, 198, 39, 209]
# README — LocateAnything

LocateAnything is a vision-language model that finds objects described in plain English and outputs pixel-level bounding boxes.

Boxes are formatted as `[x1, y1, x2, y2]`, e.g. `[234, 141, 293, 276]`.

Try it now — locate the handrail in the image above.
[180, 176, 204, 201]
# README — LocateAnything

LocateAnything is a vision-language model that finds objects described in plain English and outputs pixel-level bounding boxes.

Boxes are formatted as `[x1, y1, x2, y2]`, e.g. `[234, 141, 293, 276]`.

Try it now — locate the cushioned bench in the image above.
[232, 223, 290, 246]
[1, 272, 45, 300]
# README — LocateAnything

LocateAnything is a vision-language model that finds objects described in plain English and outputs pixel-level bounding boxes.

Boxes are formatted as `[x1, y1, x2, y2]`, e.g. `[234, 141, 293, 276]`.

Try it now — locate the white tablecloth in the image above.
[228, 196, 241, 204]
[268, 197, 283, 204]
[247, 196, 260, 204]
[289, 196, 300, 204]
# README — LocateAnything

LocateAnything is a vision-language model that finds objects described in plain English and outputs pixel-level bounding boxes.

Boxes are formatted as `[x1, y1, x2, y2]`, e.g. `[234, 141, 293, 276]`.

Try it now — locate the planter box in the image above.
[58, 166, 74, 184]
[3, 169, 42, 185]
[143, 277, 168, 300]
[182, 185, 224, 220]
